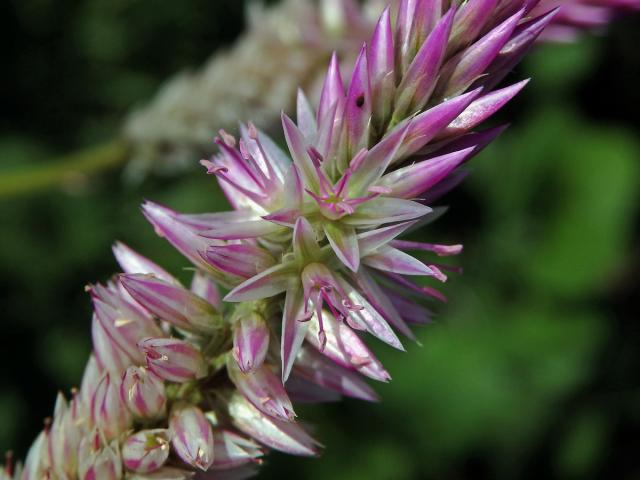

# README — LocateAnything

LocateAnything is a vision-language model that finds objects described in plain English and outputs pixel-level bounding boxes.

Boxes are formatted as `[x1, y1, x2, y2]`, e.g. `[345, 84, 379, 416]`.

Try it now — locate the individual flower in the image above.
[138, 337, 208, 383]
[120, 366, 167, 419]
[169, 406, 215, 471]
[121, 429, 172, 473]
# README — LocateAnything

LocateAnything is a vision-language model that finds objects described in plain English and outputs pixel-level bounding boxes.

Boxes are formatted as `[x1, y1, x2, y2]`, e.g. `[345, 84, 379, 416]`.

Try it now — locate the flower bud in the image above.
[232, 313, 269, 373]
[22, 431, 47, 480]
[91, 373, 133, 440]
[228, 394, 318, 457]
[113, 241, 176, 283]
[227, 357, 295, 422]
[211, 429, 263, 470]
[91, 313, 130, 374]
[120, 366, 166, 419]
[120, 273, 222, 334]
[46, 392, 82, 478]
[138, 337, 207, 383]
[77, 428, 122, 480]
[122, 429, 171, 473]
[169, 406, 214, 471]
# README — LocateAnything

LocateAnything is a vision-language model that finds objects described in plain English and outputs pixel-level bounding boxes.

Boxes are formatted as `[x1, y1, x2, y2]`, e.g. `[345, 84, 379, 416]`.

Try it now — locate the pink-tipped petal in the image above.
[305, 311, 390, 382]
[323, 222, 360, 272]
[224, 262, 297, 303]
[122, 429, 171, 473]
[228, 394, 319, 457]
[169, 406, 214, 471]
[227, 359, 296, 422]
[120, 366, 166, 419]
[112, 242, 176, 283]
[233, 313, 270, 373]
[357, 221, 416, 257]
[138, 337, 207, 383]
[293, 347, 379, 402]
[343, 197, 432, 228]
[282, 113, 319, 194]
[281, 285, 309, 383]
[399, 88, 483, 158]
[363, 246, 435, 276]
[378, 147, 475, 198]
[436, 9, 524, 98]
[211, 430, 263, 470]
[120, 274, 221, 334]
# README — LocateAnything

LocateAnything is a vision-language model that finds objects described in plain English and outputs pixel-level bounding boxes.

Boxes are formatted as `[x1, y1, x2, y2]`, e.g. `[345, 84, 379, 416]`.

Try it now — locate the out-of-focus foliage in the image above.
[1, 1, 639, 479]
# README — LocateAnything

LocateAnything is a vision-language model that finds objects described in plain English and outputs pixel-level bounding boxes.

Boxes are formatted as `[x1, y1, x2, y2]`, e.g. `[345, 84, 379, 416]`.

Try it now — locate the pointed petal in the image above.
[227, 359, 296, 422]
[422, 124, 508, 158]
[112, 242, 176, 283]
[141, 201, 212, 271]
[337, 277, 404, 350]
[439, 80, 528, 138]
[449, 0, 499, 53]
[233, 312, 270, 373]
[340, 44, 371, 163]
[204, 243, 275, 279]
[281, 285, 309, 383]
[352, 267, 416, 340]
[120, 274, 221, 334]
[138, 337, 207, 383]
[317, 52, 345, 125]
[228, 394, 319, 456]
[323, 222, 359, 272]
[480, 9, 559, 90]
[349, 119, 411, 193]
[342, 197, 432, 227]
[169, 406, 214, 471]
[281, 163, 303, 209]
[293, 347, 379, 402]
[211, 430, 263, 470]
[262, 207, 300, 228]
[305, 310, 390, 382]
[282, 113, 319, 193]
[224, 262, 296, 302]
[368, 6, 395, 128]
[292, 217, 321, 263]
[199, 219, 283, 240]
[398, 88, 482, 159]
[296, 89, 317, 142]
[357, 220, 417, 256]
[436, 9, 524, 98]
[364, 246, 434, 276]
[394, 7, 455, 116]
[378, 147, 475, 198]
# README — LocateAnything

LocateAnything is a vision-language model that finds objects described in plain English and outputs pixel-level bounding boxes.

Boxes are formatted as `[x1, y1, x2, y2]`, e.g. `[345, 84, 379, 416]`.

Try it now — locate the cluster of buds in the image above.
[6, 1, 638, 479]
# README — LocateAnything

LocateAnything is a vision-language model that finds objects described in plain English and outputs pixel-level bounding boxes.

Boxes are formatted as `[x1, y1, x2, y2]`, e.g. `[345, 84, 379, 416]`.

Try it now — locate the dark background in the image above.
[1, 1, 639, 478]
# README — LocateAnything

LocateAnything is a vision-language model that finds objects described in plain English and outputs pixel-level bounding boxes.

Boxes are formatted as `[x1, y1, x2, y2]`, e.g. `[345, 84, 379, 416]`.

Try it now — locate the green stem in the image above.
[0, 138, 130, 199]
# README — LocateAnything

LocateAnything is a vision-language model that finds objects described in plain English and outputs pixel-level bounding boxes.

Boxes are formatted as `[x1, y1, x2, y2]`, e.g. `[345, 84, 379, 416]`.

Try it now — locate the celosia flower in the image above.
[120, 366, 167, 419]
[121, 429, 172, 473]
[12, 2, 637, 479]
[138, 337, 208, 383]
[169, 406, 214, 471]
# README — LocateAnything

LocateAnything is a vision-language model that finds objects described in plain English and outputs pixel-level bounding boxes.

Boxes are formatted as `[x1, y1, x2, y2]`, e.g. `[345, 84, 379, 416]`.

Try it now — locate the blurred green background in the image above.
[1, 1, 639, 479]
